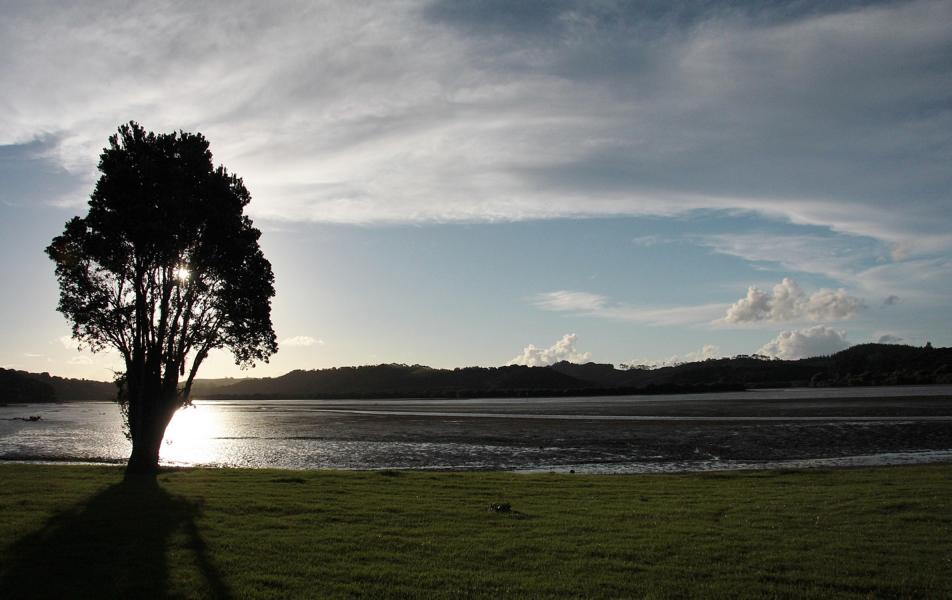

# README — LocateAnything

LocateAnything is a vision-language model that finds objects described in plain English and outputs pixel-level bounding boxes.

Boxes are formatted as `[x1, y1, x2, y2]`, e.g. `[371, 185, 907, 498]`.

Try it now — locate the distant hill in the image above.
[0, 369, 55, 403]
[3, 343, 950, 403]
[549, 344, 952, 390]
[203, 343, 952, 399]
[0, 369, 116, 403]
[203, 363, 590, 399]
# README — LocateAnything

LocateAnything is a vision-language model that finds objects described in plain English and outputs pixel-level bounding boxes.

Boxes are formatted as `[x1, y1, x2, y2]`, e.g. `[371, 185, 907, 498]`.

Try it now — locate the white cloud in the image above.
[598, 303, 730, 326]
[877, 334, 903, 344]
[623, 344, 721, 369]
[58, 335, 78, 350]
[696, 233, 871, 283]
[68, 355, 93, 365]
[532, 291, 606, 312]
[531, 290, 726, 326]
[699, 234, 951, 301]
[0, 0, 949, 267]
[632, 235, 679, 248]
[853, 258, 952, 302]
[281, 336, 324, 347]
[509, 333, 591, 367]
[722, 278, 864, 324]
[757, 326, 850, 360]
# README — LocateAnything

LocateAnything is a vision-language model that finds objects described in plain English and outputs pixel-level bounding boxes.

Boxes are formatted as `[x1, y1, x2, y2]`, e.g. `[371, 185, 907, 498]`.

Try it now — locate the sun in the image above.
[161, 402, 222, 465]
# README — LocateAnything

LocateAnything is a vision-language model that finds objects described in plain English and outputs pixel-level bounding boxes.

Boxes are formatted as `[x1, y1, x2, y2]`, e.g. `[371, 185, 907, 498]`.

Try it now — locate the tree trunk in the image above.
[125, 393, 177, 478]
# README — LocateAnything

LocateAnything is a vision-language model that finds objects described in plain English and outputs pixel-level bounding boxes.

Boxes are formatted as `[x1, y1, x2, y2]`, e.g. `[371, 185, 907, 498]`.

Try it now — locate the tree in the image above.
[46, 122, 277, 476]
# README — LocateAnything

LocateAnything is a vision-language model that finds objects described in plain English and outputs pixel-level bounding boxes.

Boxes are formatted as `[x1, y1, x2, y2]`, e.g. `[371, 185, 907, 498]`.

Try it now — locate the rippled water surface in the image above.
[2, 385, 951, 473]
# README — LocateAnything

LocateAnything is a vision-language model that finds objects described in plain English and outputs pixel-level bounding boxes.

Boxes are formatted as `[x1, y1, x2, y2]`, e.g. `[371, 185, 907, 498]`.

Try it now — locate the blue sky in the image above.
[1, 0, 950, 379]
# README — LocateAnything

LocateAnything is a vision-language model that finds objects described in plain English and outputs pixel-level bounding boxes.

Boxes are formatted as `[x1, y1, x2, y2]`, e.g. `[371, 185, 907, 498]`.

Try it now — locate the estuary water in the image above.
[2, 385, 951, 473]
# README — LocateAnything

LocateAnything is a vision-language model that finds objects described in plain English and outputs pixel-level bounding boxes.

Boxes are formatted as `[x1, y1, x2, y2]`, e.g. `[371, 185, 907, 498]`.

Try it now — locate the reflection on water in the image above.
[2, 385, 952, 473]
[162, 405, 226, 466]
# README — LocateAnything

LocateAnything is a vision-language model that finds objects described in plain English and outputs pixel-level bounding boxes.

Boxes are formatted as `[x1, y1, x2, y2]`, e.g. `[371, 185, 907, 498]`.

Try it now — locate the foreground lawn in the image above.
[0, 464, 950, 598]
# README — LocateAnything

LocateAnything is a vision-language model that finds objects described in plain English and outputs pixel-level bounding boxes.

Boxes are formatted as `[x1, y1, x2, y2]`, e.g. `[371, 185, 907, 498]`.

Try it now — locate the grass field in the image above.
[0, 464, 950, 598]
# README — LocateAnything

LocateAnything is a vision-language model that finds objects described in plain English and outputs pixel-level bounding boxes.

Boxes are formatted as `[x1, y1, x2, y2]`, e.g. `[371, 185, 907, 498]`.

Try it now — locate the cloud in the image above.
[599, 303, 730, 326]
[281, 335, 324, 347]
[877, 334, 903, 344]
[58, 335, 78, 350]
[883, 295, 901, 306]
[722, 278, 864, 324]
[632, 235, 679, 248]
[0, 0, 950, 264]
[757, 326, 850, 360]
[532, 290, 606, 312]
[531, 290, 726, 326]
[67, 355, 93, 365]
[697, 234, 951, 301]
[851, 257, 952, 302]
[623, 344, 720, 369]
[509, 333, 591, 366]
[696, 233, 877, 283]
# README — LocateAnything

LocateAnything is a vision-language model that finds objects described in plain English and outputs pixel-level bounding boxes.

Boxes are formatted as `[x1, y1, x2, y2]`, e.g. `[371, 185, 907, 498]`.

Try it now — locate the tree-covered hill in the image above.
[0, 369, 116, 403]
[4, 343, 950, 403]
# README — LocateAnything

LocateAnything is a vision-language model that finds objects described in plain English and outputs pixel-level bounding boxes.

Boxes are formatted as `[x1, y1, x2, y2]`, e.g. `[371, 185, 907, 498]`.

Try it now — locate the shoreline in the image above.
[4, 447, 952, 475]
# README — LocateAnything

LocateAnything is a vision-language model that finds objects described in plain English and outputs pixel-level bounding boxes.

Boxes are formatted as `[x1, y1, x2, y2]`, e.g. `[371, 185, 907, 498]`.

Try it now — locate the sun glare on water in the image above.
[161, 402, 223, 466]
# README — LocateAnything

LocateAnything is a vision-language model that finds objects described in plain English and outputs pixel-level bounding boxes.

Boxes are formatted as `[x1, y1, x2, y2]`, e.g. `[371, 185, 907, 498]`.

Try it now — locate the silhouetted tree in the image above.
[46, 122, 277, 476]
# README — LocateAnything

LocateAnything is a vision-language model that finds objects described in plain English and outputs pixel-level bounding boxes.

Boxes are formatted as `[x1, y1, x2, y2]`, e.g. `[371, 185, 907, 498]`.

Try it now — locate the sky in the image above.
[1, 0, 950, 380]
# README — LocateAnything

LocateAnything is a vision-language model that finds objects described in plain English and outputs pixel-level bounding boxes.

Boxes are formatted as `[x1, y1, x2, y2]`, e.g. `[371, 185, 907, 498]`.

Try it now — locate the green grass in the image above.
[1, 464, 950, 598]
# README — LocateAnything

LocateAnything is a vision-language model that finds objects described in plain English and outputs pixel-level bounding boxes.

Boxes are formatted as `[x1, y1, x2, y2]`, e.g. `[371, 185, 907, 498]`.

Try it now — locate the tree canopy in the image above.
[46, 122, 277, 474]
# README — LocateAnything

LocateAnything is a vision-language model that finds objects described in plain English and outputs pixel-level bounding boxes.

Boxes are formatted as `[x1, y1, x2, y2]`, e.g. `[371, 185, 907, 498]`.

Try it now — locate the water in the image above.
[2, 385, 951, 473]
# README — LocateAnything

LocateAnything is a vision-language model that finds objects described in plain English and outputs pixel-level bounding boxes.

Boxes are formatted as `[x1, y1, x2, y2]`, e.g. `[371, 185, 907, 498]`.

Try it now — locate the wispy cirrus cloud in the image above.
[531, 290, 726, 326]
[695, 233, 876, 283]
[532, 291, 607, 312]
[0, 0, 949, 265]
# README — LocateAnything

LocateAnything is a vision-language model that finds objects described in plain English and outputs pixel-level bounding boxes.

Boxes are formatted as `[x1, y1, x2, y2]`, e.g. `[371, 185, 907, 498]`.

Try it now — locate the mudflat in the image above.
[292, 394, 952, 468]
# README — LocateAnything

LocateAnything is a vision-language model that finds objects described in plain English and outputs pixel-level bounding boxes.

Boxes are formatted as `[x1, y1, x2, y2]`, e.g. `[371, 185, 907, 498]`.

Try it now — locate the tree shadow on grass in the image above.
[0, 477, 231, 599]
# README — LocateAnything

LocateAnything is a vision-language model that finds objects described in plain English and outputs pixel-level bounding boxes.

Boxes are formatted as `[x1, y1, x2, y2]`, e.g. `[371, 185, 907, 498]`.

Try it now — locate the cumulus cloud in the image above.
[722, 278, 864, 324]
[509, 333, 591, 367]
[281, 335, 324, 347]
[58, 335, 78, 350]
[623, 344, 721, 369]
[0, 0, 949, 263]
[757, 326, 850, 360]
[877, 334, 903, 344]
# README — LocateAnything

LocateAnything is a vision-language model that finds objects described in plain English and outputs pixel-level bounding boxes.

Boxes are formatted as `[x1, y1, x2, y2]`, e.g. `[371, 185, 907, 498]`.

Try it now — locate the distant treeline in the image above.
[0, 369, 116, 404]
[3, 343, 950, 404]
[198, 343, 952, 400]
